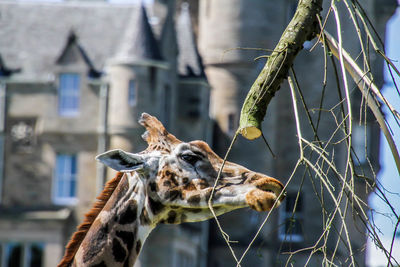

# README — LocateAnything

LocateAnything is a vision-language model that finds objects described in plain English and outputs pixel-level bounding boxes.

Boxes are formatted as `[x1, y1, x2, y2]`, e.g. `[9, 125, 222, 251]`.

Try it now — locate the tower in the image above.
[174, 2, 211, 142]
[198, 0, 397, 266]
[198, 2, 289, 265]
[107, 4, 166, 152]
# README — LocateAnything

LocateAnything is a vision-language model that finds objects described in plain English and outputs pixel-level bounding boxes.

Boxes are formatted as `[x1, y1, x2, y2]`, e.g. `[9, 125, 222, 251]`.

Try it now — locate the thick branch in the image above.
[239, 0, 323, 140]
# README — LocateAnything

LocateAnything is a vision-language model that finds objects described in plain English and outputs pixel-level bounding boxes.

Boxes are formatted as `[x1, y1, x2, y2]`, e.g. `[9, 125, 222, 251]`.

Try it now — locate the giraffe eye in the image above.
[180, 153, 201, 165]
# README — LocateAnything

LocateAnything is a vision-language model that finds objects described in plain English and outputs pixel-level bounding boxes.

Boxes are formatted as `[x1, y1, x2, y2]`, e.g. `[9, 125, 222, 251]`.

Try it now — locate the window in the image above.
[53, 154, 78, 205]
[0, 83, 4, 204]
[4, 243, 21, 267]
[352, 124, 371, 165]
[149, 67, 156, 91]
[58, 73, 80, 116]
[279, 193, 304, 242]
[27, 243, 43, 267]
[228, 113, 236, 135]
[163, 85, 171, 128]
[0, 135, 3, 204]
[175, 251, 195, 267]
[128, 80, 136, 106]
[187, 96, 201, 118]
[0, 242, 44, 267]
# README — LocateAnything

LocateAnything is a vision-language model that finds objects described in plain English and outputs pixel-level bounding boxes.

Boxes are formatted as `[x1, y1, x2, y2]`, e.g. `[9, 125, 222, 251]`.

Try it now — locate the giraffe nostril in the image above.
[245, 189, 279, 212]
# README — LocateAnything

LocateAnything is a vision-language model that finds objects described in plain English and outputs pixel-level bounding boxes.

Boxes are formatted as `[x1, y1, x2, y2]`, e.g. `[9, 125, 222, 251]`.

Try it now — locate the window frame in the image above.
[227, 113, 237, 136]
[128, 79, 137, 107]
[0, 134, 4, 205]
[162, 85, 171, 128]
[24, 243, 44, 267]
[58, 73, 81, 117]
[174, 250, 196, 267]
[278, 192, 304, 243]
[352, 123, 371, 165]
[2, 242, 22, 267]
[0, 242, 44, 267]
[53, 153, 78, 205]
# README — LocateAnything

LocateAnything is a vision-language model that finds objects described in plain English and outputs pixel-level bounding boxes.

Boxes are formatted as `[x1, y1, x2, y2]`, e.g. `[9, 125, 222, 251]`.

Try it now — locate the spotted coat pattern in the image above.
[58, 113, 285, 267]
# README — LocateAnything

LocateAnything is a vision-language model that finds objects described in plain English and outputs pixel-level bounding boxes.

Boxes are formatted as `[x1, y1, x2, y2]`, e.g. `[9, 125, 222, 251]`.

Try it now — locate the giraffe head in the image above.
[58, 113, 285, 267]
[97, 113, 285, 225]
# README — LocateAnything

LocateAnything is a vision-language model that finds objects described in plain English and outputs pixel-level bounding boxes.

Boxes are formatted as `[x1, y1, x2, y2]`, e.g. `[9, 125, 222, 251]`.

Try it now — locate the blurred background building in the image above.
[0, 0, 396, 266]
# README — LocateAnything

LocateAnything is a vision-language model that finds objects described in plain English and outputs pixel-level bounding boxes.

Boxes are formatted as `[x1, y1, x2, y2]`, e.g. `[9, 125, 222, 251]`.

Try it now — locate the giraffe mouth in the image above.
[257, 183, 286, 202]
[245, 182, 286, 212]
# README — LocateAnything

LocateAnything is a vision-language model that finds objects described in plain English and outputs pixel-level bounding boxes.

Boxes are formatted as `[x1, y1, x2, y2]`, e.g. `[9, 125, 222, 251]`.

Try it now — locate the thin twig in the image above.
[208, 132, 241, 266]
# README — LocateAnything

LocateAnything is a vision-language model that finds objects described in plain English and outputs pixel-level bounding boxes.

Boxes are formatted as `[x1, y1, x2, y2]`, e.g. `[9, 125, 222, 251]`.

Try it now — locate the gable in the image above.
[56, 32, 90, 66]
[0, 2, 165, 81]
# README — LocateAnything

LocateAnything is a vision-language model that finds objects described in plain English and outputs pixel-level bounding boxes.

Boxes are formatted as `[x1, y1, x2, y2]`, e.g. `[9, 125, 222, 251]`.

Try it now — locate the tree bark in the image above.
[239, 0, 323, 140]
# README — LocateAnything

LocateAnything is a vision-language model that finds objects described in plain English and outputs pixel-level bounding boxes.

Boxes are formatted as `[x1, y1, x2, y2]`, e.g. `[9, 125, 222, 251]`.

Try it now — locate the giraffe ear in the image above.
[96, 149, 144, 172]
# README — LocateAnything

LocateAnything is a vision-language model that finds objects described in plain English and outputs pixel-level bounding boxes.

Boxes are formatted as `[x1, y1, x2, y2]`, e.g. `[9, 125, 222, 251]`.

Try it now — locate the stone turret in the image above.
[175, 2, 211, 142]
[107, 4, 166, 151]
[198, 0, 285, 168]
[198, 2, 288, 266]
[158, 0, 179, 131]
[198, 0, 396, 266]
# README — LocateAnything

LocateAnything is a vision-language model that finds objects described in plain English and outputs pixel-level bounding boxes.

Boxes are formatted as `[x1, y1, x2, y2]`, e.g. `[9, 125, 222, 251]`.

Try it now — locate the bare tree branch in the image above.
[239, 0, 323, 140]
[323, 30, 400, 175]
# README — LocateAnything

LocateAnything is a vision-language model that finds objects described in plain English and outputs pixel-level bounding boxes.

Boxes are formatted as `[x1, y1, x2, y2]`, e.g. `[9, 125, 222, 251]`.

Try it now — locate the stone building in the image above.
[198, 1, 396, 266]
[0, 1, 210, 266]
[0, 0, 396, 266]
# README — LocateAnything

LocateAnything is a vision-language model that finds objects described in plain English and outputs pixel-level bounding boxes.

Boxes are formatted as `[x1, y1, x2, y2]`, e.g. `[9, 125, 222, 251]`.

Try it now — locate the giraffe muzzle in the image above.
[245, 177, 285, 212]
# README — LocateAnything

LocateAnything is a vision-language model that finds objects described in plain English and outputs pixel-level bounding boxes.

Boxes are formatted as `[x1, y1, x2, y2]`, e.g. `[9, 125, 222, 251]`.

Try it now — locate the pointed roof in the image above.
[159, 2, 177, 62]
[0, 2, 169, 81]
[114, 4, 163, 66]
[176, 2, 205, 78]
[56, 31, 101, 78]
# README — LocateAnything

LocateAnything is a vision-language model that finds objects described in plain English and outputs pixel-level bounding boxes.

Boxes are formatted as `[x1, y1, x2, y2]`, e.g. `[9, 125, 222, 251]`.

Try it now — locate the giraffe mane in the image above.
[57, 172, 125, 267]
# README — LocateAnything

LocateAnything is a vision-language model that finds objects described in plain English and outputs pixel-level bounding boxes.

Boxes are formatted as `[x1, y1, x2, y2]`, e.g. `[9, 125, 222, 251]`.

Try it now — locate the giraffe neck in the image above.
[73, 172, 156, 267]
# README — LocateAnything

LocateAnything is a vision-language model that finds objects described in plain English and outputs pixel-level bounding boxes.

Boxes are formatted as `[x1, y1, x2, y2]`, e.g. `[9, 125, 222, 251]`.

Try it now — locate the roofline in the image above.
[178, 79, 210, 88]
[107, 58, 170, 69]
[0, 1, 142, 8]
[0, 77, 54, 84]
[0, 208, 72, 221]
[0, 76, 109, 86]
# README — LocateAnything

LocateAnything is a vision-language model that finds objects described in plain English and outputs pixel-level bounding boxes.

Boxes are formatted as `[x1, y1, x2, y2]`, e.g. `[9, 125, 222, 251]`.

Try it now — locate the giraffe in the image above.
[58, 113, 285, 267]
